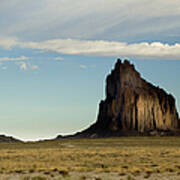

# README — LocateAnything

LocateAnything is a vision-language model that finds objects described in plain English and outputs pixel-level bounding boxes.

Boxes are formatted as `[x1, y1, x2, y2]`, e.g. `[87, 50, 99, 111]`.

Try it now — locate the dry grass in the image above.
[0, 137, 180, 179]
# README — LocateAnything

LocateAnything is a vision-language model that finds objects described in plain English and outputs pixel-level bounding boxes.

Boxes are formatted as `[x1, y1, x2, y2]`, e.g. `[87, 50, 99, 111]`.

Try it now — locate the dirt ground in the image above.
[0, 171, 180, 180]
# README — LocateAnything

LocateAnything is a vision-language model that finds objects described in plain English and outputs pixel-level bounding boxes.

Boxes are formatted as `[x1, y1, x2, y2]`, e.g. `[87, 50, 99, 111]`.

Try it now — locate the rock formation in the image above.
[57, 59, 180, 138]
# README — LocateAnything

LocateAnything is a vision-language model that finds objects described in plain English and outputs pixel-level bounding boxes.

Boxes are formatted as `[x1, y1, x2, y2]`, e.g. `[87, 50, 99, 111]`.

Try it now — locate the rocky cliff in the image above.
[57, 59, 180, 138]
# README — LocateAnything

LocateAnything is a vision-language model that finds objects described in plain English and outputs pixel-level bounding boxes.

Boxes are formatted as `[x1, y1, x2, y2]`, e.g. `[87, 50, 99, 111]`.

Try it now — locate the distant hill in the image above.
[0, 135, 21, 142]
[57, 59, 180, 138]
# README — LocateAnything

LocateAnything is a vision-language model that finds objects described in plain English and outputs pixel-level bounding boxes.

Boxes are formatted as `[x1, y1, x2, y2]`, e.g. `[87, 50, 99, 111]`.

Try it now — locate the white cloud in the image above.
[0, 37, 19, 49]
[0, 54, 38, 71]
[19, 39, 180, 60]
[1, 37, 180, 60]
[16, 62, 38, 71]
[54, 57, 64, 61]
[0, 56, 29, 62]
[80, 65, 87, 69]
[16, 62, 27, 70]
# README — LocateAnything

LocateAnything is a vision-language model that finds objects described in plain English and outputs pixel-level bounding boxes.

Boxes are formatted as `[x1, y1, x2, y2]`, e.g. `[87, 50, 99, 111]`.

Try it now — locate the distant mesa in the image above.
[0, 135, 21, 142]
[57, 59, 180, 138]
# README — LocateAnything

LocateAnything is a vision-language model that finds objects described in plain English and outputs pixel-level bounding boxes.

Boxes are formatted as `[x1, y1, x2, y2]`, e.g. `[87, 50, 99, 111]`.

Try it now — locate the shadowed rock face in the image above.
[57, 59, 180, 138]
[93, 59, 180, 136]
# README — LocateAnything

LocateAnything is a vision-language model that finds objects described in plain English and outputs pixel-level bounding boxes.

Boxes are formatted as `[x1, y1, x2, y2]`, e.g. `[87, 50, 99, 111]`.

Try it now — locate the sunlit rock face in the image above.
[94, 59, 179, 135]
[57, 59, 180, 138]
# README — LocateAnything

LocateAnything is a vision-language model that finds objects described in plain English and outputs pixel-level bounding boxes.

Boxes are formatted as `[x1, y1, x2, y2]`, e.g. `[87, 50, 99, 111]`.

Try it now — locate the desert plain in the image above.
[0, 137, 180, 179]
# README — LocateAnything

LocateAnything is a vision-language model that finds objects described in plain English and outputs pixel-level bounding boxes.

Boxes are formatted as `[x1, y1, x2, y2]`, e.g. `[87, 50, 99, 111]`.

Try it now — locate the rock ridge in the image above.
[57, 59, 180, 138]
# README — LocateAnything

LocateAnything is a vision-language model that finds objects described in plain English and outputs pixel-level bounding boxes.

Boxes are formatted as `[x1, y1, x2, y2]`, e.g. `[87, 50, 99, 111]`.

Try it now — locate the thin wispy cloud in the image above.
[80, 65, 87, 69]
[0, 56, 29, 62]
[0, 1, 180, 42]
[0, 37, 18, 49]
[54, 57, 64, 61]
[17, 62, 28, 70]
[16, 62, 38, 71]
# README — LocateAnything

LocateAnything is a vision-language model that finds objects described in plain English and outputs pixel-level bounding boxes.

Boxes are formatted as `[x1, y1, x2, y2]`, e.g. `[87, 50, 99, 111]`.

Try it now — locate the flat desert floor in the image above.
[0, 137, 180, 179]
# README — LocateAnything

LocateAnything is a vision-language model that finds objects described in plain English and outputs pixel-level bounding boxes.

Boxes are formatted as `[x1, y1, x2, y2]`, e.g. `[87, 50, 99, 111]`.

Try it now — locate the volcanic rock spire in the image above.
[57, 59, 180, 138]
[91, 59, 180, 136]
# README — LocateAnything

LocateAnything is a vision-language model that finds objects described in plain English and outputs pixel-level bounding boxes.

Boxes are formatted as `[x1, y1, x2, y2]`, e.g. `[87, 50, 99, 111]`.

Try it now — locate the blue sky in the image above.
[0, 0, 180, 141]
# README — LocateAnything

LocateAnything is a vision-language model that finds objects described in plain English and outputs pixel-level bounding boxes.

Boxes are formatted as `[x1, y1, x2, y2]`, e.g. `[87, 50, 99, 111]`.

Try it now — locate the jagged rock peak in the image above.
[57, 58, 180, 139]
[95, 59, 180, 135]
[106, 59, 142, 98]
